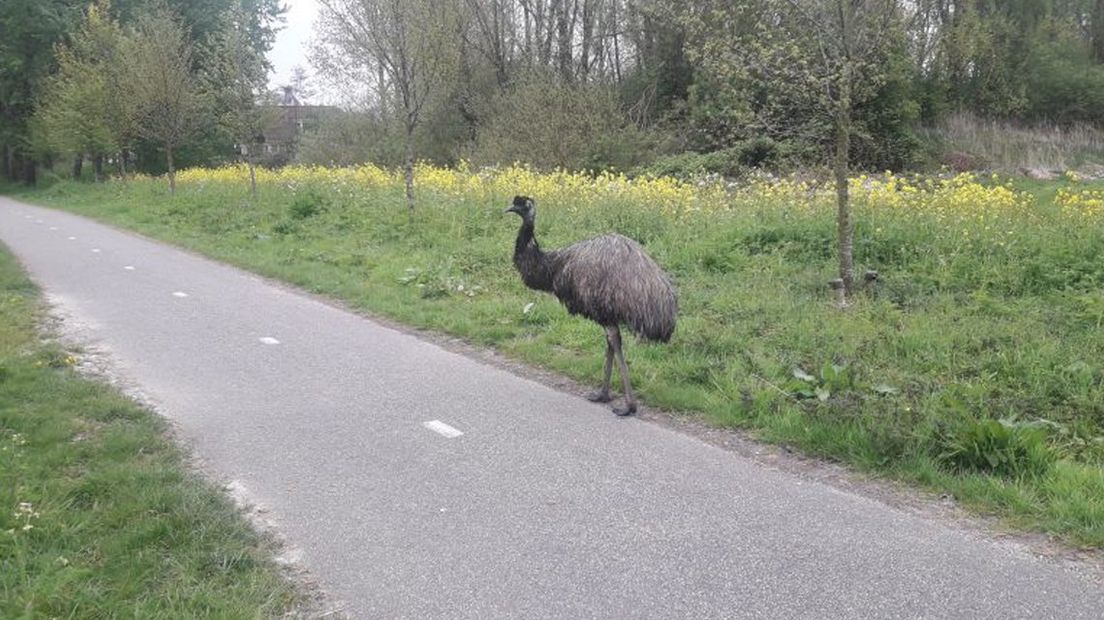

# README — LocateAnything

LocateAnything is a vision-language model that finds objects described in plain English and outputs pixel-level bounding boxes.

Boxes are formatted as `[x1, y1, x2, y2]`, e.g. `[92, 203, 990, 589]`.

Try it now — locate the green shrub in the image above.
[638, 138, 798, 179]
[638, 151, 720, 179]
[938, 418, 1056, 479]
[289, 187, 326, 219]
[467, 71, 650, 172]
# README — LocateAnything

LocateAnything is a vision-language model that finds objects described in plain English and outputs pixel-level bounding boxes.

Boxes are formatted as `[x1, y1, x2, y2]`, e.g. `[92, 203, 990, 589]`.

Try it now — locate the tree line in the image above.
[302, 0, 1104, 178]
[0, 0, 280, 189]
[4, 0, 1104, 188]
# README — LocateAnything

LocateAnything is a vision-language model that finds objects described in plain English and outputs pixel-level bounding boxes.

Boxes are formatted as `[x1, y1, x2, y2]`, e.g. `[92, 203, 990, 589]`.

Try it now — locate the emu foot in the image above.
[613, 402, 637, 417]
[587, 390, 613, 403]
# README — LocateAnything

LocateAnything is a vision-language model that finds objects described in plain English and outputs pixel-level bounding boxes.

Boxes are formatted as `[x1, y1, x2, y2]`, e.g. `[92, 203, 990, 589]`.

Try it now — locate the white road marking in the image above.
[67, 236, 76, 241]
[91, 248, 101, 253]
[172, 291, 188, 298]
[124, 265, 135, 270]
[423, 420, 464, 439]
[34, 219, 43, 224]
[259, 337, 280, 345]
[48, 226, 58, 231]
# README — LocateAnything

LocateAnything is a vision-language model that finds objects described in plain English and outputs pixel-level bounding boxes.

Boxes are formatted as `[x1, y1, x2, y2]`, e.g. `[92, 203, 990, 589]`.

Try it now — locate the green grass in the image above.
[0, 246, 296, 617]
[5, 169, 1104, 548]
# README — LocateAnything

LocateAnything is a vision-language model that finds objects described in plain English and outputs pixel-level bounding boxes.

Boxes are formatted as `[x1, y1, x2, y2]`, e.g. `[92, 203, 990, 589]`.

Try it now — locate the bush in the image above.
[296, 110, 405, 167]
[637, 138, 795, 179]
[466, 72, 653, 172]
[289, 187, 326, 219]
[638, 151, 725, 179]
[937, 418, 1056, 479]
[1025, 36, 1104, 125]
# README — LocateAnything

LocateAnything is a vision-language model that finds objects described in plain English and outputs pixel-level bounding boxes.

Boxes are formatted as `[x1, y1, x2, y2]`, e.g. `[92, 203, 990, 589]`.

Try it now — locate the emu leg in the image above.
[609, 326, 636, 416]
[587, 331, 615, 403]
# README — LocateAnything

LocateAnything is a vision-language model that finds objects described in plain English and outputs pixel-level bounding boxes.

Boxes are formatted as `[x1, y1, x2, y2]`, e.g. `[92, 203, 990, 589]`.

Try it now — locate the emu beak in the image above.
[504, 205, 518, 214]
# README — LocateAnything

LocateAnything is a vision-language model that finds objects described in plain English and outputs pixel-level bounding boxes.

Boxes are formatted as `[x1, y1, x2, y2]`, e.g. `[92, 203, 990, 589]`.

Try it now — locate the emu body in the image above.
[507, 195, 677, 415]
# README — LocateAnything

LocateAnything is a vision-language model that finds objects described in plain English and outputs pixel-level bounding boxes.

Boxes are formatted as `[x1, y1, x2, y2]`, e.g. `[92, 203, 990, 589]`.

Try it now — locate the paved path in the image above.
[2, 197, 1102, 619]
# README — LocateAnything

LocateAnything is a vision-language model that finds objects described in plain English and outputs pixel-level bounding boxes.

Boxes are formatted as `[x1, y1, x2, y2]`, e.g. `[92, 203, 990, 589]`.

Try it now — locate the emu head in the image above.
[505, 195, 535, 220]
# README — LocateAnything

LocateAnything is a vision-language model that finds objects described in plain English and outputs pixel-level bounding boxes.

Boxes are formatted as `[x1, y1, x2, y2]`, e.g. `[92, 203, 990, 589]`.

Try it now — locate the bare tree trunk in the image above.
[72, 154, 84, 179]
[166, 144, 176, 195]
[457, 28, 480, 141]
[612, 0, 622, 82]
[2, 144, 12, 180]
[1093, 0, 1104, 63]
[523, 0, 533, 65]
[539, 0, 555, 66]
[377, 64, 389, 114]
[834, 97, 854, 298]
[556, 0, 574, 81]
[403, 120, 415, 213]
[579, 0, 593, 81]
[93, 154, 104, 182]
[118, 150, 127, 179]
[491, 0, 508, 86]
[21, 156, 36, 186]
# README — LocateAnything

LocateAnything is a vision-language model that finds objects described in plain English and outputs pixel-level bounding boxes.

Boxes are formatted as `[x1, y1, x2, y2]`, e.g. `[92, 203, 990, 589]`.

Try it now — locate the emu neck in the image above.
[514, 216, 555, 292]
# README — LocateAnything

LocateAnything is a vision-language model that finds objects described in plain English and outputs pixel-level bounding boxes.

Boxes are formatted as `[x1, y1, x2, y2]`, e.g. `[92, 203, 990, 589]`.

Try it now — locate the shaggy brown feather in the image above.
[509, 196, 677, 342]
[549, 234, 677, 341]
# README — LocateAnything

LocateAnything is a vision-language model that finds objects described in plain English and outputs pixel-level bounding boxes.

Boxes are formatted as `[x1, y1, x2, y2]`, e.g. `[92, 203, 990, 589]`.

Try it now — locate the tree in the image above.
[209, 2, 272, 197]
[288, 65, 316, 102]
[36, 0, 132, 182]
[1094, 0, 1104, 63]
[684, 0, 902, 298]
[0, 0, 82, 184]
[314, 0, 462, 212]
[120, 3, 205, 193]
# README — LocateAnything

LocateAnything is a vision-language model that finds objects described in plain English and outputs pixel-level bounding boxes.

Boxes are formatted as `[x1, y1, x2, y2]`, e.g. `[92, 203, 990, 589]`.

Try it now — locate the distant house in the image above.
[259, 86, 334, 164]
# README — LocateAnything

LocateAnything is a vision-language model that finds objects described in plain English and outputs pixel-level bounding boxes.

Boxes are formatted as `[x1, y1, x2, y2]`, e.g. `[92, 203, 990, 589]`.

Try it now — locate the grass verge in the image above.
[0, 244, 296, 617]
[4, 166, 1104, 548]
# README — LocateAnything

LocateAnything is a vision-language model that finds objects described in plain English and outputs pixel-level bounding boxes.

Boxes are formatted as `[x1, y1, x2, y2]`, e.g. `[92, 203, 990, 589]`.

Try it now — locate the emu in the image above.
[506, 195, 677, 416]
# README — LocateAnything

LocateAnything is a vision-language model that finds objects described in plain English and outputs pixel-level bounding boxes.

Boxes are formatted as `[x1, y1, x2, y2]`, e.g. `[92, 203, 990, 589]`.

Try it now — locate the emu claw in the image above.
[587, 390, 613, 403]
[613, 403, 636, 417]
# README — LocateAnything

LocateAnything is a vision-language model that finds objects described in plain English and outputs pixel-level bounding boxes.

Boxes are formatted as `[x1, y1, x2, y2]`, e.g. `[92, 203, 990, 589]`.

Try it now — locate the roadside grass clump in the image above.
[8, 163, 1104, 547]
[0, 247, 296, 616]
[288, 185, 328, 220]
[937, 418, 1056, 479]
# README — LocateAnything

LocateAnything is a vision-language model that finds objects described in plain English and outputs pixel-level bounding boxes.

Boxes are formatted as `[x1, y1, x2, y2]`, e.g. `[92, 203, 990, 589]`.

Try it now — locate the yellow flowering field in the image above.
[173, 162, 1058, 222]
[1056, 186, 1104, 219]
[163, 161, 1101, 286]
[167, 163, 1092, 267]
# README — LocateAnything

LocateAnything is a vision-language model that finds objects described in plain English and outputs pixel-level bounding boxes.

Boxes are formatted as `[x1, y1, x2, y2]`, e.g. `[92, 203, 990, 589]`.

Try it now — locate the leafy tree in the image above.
[120, 3, 206, 193]
[684, 0, 903, 297]
[104, 0, 282, 175]
[36, 0, 134, 181]
[207, 1, 272, 196]
[0, 0, 82, 183]
[288, 65, 316, 102]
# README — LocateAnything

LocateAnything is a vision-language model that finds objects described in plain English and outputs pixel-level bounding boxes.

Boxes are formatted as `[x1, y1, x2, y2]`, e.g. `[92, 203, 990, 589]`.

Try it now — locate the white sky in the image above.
[267, 0, 320, 100]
